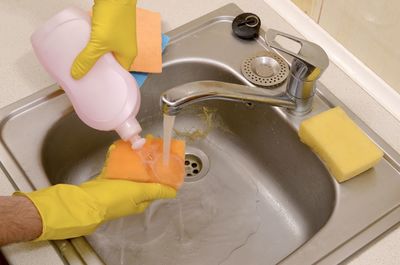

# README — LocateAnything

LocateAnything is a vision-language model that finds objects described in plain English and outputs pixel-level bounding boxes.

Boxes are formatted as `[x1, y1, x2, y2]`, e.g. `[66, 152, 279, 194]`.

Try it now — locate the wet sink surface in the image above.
[1, 4, 400, 265]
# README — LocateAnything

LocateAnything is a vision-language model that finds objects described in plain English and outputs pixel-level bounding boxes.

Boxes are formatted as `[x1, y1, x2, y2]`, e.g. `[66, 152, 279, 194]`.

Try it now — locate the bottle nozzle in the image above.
[130, 135, 146, 149]
[115, 116, 145, 149]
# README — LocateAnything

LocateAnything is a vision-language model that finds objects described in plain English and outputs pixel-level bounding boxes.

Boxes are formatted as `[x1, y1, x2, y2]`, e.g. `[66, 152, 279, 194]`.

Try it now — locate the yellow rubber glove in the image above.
[71, 0, 138, 79]
[14, 179, 176, 241]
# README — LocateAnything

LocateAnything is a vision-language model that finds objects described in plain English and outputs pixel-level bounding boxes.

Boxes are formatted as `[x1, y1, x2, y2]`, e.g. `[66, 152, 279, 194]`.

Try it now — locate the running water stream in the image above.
[142, 114, 177, 237]
[162, 114, 185, 242]
[162, 114, 176, 165]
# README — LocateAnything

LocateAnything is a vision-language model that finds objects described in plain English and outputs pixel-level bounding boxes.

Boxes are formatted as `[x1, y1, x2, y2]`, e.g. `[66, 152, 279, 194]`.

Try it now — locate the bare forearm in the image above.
[0, 196, 42, 246]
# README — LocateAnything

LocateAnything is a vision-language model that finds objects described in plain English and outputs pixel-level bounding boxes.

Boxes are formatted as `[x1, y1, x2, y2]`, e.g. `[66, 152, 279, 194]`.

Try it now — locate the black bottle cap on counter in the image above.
[232, 13, 261, 40]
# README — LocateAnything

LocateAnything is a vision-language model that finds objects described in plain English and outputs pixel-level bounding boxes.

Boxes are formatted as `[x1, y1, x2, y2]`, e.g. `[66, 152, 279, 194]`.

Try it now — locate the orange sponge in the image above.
[100, 136, 185, 189]
[130, 8, 162, 73]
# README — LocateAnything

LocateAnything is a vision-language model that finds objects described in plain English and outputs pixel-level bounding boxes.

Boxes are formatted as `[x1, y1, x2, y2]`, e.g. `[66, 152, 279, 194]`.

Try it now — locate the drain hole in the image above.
[183, 149, 209, 182]
[241, 51, 289, 87]
[185, 154, 203, 178]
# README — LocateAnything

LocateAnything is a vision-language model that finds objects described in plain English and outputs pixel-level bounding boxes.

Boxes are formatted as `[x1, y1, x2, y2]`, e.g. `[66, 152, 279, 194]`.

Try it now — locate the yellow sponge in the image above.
[299, 107, 383, 182]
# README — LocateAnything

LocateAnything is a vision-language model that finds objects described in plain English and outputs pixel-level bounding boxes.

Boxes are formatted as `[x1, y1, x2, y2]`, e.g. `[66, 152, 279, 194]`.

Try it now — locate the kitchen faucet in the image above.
[161, 29, 329, 116]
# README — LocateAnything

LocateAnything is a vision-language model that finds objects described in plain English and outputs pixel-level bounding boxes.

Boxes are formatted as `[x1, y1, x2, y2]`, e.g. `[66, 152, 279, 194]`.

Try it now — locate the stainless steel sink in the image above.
[1, 4, 400, 265]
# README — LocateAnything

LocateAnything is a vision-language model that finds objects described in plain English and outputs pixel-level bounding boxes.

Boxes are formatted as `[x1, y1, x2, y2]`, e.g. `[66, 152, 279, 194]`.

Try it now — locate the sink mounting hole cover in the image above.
[241, 51, 289, 87]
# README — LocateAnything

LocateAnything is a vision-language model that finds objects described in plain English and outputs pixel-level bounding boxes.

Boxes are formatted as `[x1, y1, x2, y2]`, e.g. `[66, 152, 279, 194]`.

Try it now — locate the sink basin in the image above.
[40, 63, 335, 264]
[1, 4, 400, 265]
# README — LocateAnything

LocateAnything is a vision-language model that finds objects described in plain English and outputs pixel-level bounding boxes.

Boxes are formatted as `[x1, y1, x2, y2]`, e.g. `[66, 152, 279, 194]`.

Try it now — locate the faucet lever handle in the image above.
[265, 29, 329, 73]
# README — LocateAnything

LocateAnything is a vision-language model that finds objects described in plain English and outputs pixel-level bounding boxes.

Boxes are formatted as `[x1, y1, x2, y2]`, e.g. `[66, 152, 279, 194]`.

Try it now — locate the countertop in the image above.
[1, 0, 400, 264]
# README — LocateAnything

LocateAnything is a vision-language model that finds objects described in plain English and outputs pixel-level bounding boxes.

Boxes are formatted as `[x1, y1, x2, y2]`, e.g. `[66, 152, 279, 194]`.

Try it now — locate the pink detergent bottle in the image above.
[31, 7, 145, 149]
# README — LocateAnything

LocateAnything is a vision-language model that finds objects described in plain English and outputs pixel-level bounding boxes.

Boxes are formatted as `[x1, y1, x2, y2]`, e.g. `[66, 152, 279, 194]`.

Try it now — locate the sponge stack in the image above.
[299, 107, 383, 182]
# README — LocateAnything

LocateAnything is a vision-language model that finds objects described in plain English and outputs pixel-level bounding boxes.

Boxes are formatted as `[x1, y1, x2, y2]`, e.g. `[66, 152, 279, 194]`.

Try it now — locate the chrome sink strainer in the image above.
[241, 51, 289, 87]
[184, 147, 209, 182]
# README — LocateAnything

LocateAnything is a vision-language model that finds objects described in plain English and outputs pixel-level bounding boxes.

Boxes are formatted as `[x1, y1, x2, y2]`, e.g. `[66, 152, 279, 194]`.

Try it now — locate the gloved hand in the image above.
[71, 0, 138, 79]
[14, 178, 176, 241]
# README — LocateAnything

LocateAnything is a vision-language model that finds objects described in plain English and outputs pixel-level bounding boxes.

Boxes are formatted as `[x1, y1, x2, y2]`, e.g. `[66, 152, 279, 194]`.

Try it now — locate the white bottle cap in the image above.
[130, 134, 146, 149]
[115, 116, 146, 149]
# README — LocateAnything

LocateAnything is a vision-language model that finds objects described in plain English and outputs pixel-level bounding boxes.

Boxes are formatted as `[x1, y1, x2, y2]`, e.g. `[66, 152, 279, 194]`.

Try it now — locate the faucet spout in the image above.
[160, 81, 295, 116]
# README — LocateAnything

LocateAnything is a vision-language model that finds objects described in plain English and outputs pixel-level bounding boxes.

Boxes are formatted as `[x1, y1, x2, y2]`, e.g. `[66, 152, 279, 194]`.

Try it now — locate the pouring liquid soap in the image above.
[31, 7, 144, 149]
